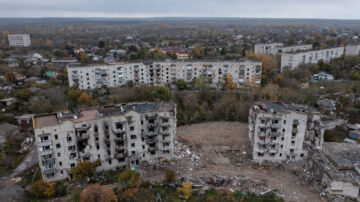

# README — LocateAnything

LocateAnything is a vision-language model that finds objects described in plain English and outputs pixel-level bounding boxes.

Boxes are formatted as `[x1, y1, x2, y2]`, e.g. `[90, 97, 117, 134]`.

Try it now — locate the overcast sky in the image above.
[0, 0, 360, 19]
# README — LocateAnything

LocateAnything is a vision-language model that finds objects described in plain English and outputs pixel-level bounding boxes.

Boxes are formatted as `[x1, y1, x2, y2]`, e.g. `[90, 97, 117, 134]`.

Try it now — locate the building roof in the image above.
[283, 46, 344, 54]
[33, 102, 175, 129]
[316, 99, 336, 108]
[254, 102, 317, 114]
[15, 114, 34, 120]
[0, 97, 16, 102]
[44, 71, 58, 77]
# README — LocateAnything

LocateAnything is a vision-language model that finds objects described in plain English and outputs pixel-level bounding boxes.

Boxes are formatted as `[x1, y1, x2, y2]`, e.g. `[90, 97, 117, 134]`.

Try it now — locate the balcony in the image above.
[270, 132, 281, 137]
[41, 158, 55, 166]
[115, 137, 127, 142]
[148, 147, 157, 153]
[271, 124, 281, 129]
[146, 138, 157, 144]
[115, 145, 125, 152]
[115, 153, 125, 159]
[39, 149, 53, 156]
[257, 140, 266, 145]
[38, 140, 52, 147]
[43, 167, 56, 175]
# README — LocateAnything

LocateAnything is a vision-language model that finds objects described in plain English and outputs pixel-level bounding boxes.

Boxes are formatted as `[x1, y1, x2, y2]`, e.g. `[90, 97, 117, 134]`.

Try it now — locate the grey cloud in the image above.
[0, 0, 359, 19]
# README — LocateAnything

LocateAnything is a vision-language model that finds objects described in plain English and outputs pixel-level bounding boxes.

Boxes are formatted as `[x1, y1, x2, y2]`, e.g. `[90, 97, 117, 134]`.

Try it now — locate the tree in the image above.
[176, 182, 192, 200]
[225, 73, 235, 90]
[175, 79, 187, 90]
[31, 179, 47, 198]
[44, 182, 56, 197]
[31, 180, 56, 198]
[117, 167, 140, 188]
[30, 96, 54, 114]
[72, 160, 100, 181]
[67, 89, 82, 102]
[190, 44, 204, 59]
[17, 89, 33, 101]
[80, 52, 90, 64]
[77, 92, 92, 106]
[151, 86, 170, 101]
[4, 71, 15, 82]
[165, 169, 176, 183]
[98, 40, 105, 48]
[80, 183, 117, 202]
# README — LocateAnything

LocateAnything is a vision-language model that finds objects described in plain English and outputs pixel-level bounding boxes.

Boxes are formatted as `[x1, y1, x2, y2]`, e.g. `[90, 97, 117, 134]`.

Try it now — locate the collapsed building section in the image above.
[306, 143, 360, 199]
[248, 102, 324, 163]
[33, 102, 176, 182]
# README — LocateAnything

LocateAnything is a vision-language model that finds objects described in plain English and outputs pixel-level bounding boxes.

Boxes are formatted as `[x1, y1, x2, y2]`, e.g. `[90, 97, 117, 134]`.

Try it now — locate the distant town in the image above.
[0, 18, 359, 202]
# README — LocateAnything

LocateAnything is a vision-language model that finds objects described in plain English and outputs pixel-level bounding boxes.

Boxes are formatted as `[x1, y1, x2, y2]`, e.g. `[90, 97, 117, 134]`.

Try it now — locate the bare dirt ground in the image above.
[142, 121, 326, 202]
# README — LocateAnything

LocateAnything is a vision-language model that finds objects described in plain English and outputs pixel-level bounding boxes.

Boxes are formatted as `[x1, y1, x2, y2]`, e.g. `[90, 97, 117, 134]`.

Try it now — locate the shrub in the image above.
[117, 167, 140, 188]
[165, 169, 176, 183]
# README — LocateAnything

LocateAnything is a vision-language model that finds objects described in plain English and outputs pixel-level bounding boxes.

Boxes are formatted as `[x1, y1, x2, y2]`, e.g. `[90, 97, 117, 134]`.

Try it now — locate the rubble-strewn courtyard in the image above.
[139, 121, 327, 202]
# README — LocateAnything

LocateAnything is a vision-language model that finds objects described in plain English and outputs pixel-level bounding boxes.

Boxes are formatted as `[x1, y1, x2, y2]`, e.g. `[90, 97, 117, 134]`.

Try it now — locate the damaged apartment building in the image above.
[33, 102, 176, 182]
[306, 143, 360, 199]
[248, 102, 324, 163]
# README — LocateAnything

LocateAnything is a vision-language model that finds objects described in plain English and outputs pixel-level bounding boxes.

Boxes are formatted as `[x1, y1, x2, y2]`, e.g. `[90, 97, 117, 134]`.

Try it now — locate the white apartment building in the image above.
[8, 34, 31, 47]
[254, 43, 313, 54]
[254, 43, 283, 54]
[248, 102, 324, 163]
[345, 44, 360, 56]
[280, 47, 344, 72]
[281, 44, 313, 53]
[67, 60, 262, 90]
[33, 102, 176, 182]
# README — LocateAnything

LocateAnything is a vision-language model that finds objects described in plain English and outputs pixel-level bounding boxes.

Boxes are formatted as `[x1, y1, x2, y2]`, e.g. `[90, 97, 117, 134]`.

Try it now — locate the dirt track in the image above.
[176, 121, 326, 202]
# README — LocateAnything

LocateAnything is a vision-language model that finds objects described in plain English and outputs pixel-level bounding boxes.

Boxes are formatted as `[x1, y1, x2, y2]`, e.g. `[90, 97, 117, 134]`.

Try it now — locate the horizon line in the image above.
[0, 16, 360, 21]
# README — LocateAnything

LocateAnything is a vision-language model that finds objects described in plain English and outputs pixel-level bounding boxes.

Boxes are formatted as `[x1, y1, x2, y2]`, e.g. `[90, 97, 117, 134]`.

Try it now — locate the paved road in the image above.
[10, 144, 38, 178]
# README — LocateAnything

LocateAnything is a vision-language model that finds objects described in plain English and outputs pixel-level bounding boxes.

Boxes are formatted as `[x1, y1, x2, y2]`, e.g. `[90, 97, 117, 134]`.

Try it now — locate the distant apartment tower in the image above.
[280, 47, 344, 72]
[33, 102, 176, 182]
[254, 43, 283, 54]
[281, 44, 313, 53]
[248, 102, 324, 163]
[344, 44, 360, 56]
[67, 60, 262, 90]
[254, 43, 312, 55]
[8, 34, 31, 47]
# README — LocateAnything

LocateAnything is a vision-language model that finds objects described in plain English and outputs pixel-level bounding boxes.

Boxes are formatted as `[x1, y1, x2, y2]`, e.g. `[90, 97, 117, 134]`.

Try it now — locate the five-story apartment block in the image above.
[67, 60, 262, 89]
[8, 34, 31, 47]
[33, 102, 176, 182]
[248, 102, 324, 163]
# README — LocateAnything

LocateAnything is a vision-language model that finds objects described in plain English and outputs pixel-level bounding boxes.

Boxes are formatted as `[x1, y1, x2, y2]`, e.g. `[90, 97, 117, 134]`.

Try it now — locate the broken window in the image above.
[54, 135, 58, 140]
[131, 151, 135, 155]
[290, 149, 294, 154]
[131, 135, 136, 139]
[300, 153, 304, 157]
[69, 152, 77, 159]
[130, 126, 134, 131]
[70, 163, 75, 168]
[115, 122, 123, 130]
[257, 153, 264, 157]
[56, 144, 61, 148]
[57, 153, 61, 157]
[94, 125, 98, 133]
[131, 143, 135, 147]
[67, 137, 72, 142]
